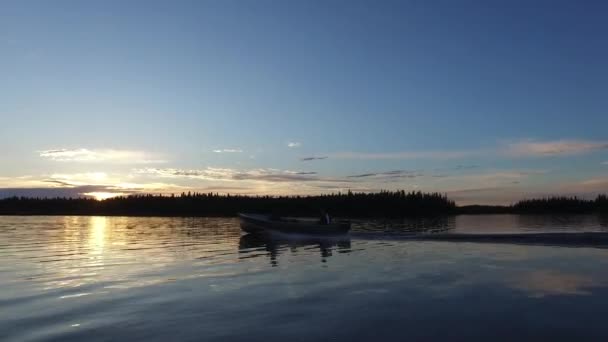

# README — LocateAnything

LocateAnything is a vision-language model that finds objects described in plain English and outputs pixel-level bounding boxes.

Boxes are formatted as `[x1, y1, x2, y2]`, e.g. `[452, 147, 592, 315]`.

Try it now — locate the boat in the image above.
[238, 213, 351, 235]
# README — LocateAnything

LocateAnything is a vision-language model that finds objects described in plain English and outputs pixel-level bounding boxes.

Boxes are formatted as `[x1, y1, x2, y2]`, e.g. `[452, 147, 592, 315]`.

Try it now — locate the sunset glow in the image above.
[2, 2, 608, 340]
[0, 1, 607, 205]
[84, 192, 125, 201]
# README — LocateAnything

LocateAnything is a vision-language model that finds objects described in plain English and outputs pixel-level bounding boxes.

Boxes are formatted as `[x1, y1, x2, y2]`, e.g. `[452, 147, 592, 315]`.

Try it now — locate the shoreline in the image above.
[0, 211, 606, 218]
[1, 192, 606, 217]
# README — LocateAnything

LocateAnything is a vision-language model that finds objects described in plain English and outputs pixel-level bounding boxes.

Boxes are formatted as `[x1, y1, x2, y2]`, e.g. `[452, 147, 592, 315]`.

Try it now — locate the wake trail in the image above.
[350, 231, 608, 248]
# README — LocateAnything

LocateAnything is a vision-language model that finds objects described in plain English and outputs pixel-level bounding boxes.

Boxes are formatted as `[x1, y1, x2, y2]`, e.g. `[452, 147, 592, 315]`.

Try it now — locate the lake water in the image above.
[2, 215, 608, 341]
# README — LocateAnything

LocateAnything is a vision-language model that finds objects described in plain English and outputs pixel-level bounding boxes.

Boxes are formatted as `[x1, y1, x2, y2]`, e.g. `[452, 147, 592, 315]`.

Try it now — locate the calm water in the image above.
[2, 215, 608, 341]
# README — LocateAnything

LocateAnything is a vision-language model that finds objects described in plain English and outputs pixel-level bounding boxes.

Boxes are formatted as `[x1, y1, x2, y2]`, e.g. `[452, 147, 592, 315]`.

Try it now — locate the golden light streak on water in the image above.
[89, 216, 107, 255]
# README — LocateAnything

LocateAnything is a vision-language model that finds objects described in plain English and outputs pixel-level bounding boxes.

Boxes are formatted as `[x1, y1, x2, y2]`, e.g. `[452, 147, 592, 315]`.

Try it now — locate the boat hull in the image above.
[239, 213, 350, 235]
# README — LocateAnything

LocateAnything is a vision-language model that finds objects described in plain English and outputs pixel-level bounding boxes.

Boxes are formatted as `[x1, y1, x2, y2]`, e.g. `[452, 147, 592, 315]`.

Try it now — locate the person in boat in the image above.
[319, 210, 332, 225]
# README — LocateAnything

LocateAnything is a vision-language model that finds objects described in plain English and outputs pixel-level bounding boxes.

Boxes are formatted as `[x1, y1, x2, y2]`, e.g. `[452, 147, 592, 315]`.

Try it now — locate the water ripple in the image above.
[2, 215, 608, 341]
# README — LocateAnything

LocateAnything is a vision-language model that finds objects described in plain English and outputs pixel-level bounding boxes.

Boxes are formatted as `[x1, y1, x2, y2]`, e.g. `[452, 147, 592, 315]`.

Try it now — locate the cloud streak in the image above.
[320, 139, 608, 161]
[347, 170, 418, 179]
[506, 140, 608, 157]
[287, 142, 302, 148]
[331, 150, 476, 160]
[212, 149, 243, 153]
[0, 182, 171, 200]
[0, 185, 135, 199]
[38, 148, 165, 163]
[136, 167, 337, 183]
[300, 156, 328, 161]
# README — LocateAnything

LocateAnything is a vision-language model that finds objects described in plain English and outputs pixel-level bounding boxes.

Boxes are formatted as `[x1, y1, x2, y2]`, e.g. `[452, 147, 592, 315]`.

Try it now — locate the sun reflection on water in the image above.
[89, 216, 107, 255]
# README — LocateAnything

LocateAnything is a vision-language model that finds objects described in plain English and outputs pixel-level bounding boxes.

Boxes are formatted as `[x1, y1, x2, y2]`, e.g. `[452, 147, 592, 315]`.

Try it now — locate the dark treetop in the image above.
[0, 192, 607, 217]
[0, 191, 453, 217]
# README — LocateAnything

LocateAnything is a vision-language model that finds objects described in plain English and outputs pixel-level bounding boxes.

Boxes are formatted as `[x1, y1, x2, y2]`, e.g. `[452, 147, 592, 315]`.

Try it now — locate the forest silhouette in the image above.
[0, 191, 606, 217]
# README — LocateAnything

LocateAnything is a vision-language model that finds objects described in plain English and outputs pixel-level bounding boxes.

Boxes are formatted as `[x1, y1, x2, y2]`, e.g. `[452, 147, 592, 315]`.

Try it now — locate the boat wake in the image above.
[243, 230, 608, 248]
[350, 232, 608, 248]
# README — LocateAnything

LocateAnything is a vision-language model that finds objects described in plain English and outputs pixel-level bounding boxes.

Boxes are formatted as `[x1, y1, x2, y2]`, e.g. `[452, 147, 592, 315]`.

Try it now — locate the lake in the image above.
[2, 215, 608, 341]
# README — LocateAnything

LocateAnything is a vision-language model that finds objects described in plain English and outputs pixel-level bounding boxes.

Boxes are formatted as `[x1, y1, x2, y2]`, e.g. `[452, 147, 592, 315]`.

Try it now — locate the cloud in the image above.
[0, 181, 176, 199]
[287, 142, 302, 148]
[331, 150, 478, 160]
[300, 156, 328, 161]
[317, 139, 608, 161]
[43, 179, 74, 187]
[602, 161, 608, 165]
[438, 170, 546, 185]
[347, 173, 378, 178]
[506, 140, 608, 157]
[38, 148, 165, 163]
[0, 171, 220, 199]
[0, 175, 49, 188]
[136, 167, 334, 183]
[196, 185, 254, 192]
[48, 172, 109, 185]
[432, 165, 480, 172]
[347, 170, 418, 178]
[0, 185, 136, 199]
[452, 164, 480, 170]
[212, 149, 243, 153]
[46, 172, 175, 190]
[135, 167, 234, 180]
[41, 173, 165, 190]
[232, 171, 319, 183]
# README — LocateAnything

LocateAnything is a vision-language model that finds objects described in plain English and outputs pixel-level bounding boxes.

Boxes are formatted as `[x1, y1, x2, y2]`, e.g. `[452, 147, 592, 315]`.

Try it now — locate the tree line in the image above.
[0, 192, 606, 217]
[0, 190, 455, 217]
[512, 195, 608, 214]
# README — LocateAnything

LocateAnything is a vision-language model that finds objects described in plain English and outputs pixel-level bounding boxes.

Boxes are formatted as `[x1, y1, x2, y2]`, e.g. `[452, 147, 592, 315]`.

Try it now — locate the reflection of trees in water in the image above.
[516, 214, 608, 231]
[238, 233, 351, 266]
[599, 215, 608, 229]
[353, 216, 454, 233]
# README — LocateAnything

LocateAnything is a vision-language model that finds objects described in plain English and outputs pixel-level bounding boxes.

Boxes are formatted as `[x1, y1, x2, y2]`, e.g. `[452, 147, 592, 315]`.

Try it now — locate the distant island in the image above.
[0, 191, 606, 217]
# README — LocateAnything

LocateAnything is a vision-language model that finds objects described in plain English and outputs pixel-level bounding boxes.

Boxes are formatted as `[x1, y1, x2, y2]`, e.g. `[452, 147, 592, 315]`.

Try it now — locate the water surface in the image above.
[2, 215, 608, 341]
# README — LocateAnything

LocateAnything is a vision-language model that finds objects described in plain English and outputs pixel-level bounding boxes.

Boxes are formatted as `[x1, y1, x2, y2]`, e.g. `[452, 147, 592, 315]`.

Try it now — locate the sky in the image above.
[1, 0, 607, 204]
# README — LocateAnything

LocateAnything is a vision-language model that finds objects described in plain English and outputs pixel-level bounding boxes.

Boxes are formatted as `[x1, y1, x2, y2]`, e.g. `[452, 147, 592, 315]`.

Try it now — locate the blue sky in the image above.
[1, 0, 607, 204]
